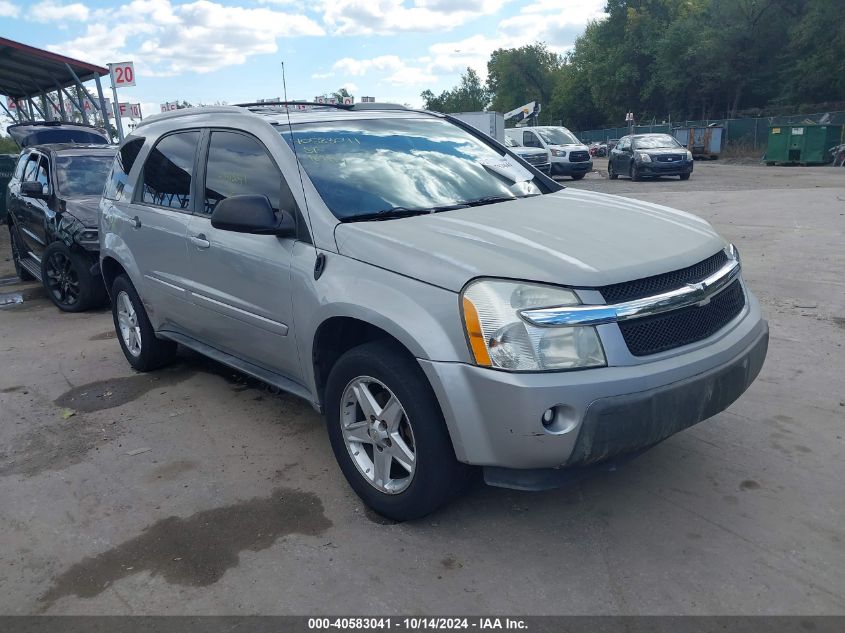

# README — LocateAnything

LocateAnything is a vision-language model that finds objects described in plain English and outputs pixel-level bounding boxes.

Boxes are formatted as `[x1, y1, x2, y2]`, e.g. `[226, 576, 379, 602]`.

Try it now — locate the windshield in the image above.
[280, 117, 542, 220]
[633, 135, 681, 149]
[55, 154, 115, 196]
[536, 127, 580, 146]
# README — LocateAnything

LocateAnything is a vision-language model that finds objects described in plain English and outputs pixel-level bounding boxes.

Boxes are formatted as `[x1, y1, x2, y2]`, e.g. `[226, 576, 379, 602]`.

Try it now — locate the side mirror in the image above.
[210, 194, 296, 237]
[21, 181, 46, 198]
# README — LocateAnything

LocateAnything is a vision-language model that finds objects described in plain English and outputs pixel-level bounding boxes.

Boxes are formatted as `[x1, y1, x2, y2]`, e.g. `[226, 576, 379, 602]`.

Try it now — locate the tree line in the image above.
[421, 0, 845, 130]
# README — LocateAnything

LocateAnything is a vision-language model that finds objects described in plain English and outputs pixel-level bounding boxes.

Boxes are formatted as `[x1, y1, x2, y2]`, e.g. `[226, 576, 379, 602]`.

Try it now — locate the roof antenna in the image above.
[281, 61, 323, 273]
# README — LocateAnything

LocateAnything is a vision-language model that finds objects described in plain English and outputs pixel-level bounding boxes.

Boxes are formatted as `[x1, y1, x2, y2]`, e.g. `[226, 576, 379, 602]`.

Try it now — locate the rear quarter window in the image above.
[104, 138, 144, 201]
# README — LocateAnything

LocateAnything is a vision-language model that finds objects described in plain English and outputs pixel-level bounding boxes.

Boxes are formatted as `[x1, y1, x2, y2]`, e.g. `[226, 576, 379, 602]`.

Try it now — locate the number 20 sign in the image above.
[110, 62, 136, 87]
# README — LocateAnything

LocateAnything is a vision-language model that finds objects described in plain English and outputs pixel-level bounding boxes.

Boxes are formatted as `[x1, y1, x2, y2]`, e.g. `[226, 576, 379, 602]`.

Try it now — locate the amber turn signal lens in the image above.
[462, 296, 492, 366]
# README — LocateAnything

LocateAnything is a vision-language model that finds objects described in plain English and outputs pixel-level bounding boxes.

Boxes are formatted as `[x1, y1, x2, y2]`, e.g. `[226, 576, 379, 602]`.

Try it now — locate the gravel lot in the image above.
[1, 160, 844, 615]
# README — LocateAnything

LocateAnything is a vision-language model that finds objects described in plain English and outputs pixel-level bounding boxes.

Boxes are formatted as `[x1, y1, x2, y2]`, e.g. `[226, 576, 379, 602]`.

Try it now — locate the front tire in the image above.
[608, 161, 618, 180]
[41, 241, 106, 312]
[571, 173, 585, 180]
[680, 173, 691, 180]
[110, 274, 177, 371]
[9, 224, 35, 281]
[325, 340, 469, 521]
[630, 162, 642, 181]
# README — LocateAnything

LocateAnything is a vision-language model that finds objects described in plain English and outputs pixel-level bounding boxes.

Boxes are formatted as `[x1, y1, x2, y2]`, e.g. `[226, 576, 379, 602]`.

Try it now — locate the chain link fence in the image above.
[574, 111, 845, 150]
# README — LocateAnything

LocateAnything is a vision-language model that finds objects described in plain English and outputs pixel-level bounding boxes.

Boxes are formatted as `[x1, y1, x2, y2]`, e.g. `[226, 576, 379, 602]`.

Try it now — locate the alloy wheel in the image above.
[340, 376, 416, 494]
[45, 251, 80, 307]
[116, 290, 142, 357]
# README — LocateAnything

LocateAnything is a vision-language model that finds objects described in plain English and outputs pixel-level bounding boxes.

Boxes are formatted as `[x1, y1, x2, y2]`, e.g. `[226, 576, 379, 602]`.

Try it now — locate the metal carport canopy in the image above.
[0, 36, 110, 124]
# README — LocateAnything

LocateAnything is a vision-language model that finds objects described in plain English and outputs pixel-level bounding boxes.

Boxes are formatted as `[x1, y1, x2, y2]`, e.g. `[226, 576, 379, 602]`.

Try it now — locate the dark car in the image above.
[608, 133, 693, 181]
[6, 128, 116, 311]
[0, 153, 17, 223]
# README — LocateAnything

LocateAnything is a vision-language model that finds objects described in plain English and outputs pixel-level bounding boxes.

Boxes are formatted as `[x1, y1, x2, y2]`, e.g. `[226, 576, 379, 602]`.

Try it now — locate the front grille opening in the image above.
[619, 279, 746, 356]
[600, 250, 728, 304]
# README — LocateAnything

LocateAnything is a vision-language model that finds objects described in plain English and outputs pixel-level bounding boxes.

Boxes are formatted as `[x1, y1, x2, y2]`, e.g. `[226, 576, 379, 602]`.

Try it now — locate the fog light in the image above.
[539, 405, 579, 435]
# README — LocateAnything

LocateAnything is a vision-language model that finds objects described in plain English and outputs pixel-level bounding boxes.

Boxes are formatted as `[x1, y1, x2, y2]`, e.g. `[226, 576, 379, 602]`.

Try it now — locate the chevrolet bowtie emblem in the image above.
[687, 281, 711, 306]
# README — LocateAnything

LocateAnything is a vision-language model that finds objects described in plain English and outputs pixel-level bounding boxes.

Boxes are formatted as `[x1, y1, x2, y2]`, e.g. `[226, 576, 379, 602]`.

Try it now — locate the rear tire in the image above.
[8, 224, 35, 281]
[325, 340, 469, 521]
[110, 274, 177, 371]
[41, 241, 106, 312]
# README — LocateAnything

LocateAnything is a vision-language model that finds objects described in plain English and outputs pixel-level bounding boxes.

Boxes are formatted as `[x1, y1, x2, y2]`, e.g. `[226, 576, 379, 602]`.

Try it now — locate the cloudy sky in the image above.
[1, 0, 605, 118]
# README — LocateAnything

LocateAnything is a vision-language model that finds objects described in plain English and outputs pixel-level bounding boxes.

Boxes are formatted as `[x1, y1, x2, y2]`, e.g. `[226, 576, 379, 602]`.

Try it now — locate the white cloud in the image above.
[321, 0, 508, 35]
[333, 55, 404, 77]
[341, 81, 359, 93]
[29, 1, 90, 22]
[426, 0, 606, 79]
[331, 55, 436, 87]
[48, 0, 324, 75]
[321, 0, 605, 94]
[0, 0, 20, 17]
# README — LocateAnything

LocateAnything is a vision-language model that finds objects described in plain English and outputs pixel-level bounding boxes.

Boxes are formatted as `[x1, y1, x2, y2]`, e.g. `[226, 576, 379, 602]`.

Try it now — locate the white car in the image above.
[506, 126, 593, 180]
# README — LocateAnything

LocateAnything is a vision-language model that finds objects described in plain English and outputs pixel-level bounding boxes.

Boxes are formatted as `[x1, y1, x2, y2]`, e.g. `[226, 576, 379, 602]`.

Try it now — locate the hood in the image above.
[334, 189, 725, 292]
[514, 147, 547, 157]
[61, 196, 100, 227]
[637, 147, 687, 155]
[549, 143, 588, 152]
[7, 122, 109, 148]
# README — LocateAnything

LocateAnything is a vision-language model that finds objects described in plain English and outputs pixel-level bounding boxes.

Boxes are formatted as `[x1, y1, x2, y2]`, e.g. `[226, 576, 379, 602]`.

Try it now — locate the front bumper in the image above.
[552, 160, 592, 176]
[419, 295, 768, 473]
[639, 160, 693, 176]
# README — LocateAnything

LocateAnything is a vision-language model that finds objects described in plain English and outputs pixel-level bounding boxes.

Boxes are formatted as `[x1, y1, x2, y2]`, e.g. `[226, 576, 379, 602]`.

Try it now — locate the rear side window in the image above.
[141, 131, 200, 210]
[104, 138, 144, 201]
[202, 131, 295, 215]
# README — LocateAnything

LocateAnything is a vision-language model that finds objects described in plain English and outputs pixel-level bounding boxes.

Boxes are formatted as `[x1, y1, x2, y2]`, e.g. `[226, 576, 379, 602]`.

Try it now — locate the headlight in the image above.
[637, 152, 652, 162]
[686, 150, 693, 161]
[461, 279, 606, 371]
[550, 149, 566, 157]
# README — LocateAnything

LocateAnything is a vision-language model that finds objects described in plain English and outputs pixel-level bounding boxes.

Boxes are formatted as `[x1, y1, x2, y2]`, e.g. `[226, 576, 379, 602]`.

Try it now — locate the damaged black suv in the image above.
[5, 122, 116, 311]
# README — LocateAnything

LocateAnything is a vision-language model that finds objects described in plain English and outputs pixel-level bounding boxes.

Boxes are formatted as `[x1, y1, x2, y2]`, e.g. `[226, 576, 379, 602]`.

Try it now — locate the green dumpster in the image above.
[0, 153, 20, 222]
[765, 124, 844, 165]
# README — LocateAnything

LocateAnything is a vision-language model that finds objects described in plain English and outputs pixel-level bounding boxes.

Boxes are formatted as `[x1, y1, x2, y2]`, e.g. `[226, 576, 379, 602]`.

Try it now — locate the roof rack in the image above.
[235, 101, 353, 111]
[234, 101, 411, 112]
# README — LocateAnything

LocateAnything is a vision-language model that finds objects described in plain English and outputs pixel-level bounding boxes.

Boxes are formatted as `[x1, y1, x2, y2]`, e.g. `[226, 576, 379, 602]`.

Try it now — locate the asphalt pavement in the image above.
[1, 160, 844, 615]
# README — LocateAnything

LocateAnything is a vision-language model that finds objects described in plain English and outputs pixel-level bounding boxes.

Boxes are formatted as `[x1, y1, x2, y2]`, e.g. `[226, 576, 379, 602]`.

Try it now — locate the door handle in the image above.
[189, 234, 210, 249]
[131, 215, 141, 229]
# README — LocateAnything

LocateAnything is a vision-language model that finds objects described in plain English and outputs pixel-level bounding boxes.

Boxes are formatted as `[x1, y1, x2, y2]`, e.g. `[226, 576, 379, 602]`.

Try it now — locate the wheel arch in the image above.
[100, 255, 128, 297]
[311, 315, 419, 405]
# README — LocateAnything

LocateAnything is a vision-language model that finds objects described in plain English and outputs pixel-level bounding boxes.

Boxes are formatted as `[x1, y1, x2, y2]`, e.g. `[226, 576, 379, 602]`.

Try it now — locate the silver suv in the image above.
[99, 103, 768, 520]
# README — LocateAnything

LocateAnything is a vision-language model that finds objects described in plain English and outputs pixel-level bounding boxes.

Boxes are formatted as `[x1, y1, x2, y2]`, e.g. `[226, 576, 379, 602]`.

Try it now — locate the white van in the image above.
[506, 126, 592, 180]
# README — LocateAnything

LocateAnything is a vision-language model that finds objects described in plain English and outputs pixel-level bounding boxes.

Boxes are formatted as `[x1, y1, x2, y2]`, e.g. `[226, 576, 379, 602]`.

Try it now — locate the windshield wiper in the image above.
[342, 203, 468, 222]
[463, 195, 522, 207]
